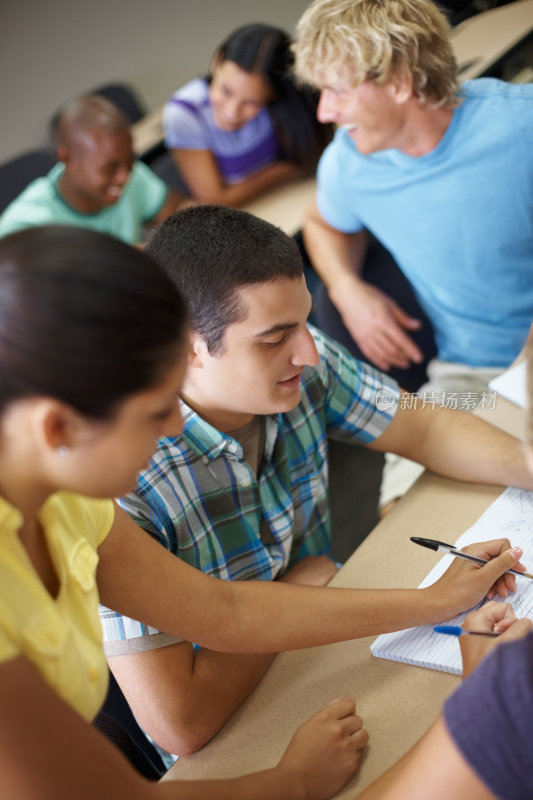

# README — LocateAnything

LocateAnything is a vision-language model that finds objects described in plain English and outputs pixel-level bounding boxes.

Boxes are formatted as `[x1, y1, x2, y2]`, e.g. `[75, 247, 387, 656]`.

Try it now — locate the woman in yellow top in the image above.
[0, 225, 521, 799]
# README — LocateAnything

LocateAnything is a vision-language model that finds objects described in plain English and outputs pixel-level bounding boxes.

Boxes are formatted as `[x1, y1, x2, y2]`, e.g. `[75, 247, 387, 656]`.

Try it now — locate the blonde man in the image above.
[293, 0, 533, 508]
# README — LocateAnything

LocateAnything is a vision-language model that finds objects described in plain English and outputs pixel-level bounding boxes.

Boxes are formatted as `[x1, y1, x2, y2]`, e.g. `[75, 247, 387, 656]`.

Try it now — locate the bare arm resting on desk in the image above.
[302, 199, 423, 370]
[109, 555, 339, 756]
[170, 148, 298, 207]
[368, 400, 533, 494]
[0, 655, 366, 800]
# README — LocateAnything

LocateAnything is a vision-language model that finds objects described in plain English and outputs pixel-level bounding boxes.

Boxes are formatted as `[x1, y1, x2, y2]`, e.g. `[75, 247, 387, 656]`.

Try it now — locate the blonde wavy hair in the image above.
[293, 0, 460, 109]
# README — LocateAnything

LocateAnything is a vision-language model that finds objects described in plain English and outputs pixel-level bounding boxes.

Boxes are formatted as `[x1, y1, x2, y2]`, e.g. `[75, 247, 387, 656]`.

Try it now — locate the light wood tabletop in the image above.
[242, 177, 316, 235]
[451, 0, 533, 82]
[132, 109, 164, 160]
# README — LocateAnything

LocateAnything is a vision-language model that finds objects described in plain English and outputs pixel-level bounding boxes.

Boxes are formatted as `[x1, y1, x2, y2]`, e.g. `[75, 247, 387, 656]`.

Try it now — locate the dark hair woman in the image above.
[162, 23, 333, 206]
[0, 224, 367, 799]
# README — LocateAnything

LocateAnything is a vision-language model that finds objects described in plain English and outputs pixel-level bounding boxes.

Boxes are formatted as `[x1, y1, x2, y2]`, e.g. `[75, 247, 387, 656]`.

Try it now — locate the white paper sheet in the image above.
[370, 487, 533, 674]
[489, 361, 527, 409]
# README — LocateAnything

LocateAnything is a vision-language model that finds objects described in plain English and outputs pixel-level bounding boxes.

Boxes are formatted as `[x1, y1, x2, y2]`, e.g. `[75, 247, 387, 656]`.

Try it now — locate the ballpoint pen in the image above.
[433, 624, 501, 638]
[410, 536, 533, 579]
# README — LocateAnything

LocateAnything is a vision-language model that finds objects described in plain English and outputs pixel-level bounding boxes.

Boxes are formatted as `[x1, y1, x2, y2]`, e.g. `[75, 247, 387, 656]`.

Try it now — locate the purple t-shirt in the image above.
[162, 77, 280, 184]
[444, 631, 533, 800]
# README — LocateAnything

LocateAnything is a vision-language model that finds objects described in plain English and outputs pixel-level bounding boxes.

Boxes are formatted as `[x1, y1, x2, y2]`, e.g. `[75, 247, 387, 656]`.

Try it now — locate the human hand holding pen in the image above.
[460, 601, 533, 678]
[427, 539, 525, 619]
[411, 536, 531, 597]
[460, 539, 528, 600]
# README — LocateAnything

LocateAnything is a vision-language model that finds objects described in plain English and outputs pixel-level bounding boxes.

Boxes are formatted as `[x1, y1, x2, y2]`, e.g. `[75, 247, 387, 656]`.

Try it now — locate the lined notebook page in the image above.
[370, 487, 533, 675]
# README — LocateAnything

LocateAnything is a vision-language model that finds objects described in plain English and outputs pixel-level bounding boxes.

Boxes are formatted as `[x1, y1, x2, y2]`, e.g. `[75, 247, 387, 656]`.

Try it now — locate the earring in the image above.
[56, 445, 70, 457]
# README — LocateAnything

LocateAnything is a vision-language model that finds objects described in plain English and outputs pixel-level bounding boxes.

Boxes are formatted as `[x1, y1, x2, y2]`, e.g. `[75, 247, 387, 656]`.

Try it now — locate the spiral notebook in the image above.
[370, 487, 533, 675]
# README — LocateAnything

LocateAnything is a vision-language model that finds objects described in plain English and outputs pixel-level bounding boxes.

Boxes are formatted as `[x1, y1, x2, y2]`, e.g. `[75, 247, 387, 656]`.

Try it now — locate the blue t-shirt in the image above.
[162, 77, 280, 184]
[316, 79, 533, 367]
[444, 631, 533, 800]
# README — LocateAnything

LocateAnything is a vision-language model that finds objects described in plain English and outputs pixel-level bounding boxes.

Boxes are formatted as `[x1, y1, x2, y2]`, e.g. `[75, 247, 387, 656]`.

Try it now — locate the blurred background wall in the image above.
[1, 0, 310, 163]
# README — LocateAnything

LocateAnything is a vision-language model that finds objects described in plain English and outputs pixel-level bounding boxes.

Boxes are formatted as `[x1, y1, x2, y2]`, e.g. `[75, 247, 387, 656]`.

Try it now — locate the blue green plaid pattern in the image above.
[100, 327, 398, 646]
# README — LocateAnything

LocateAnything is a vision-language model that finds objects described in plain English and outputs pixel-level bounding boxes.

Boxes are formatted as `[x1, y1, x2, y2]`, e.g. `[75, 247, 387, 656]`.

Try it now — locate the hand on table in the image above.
[277, 696, 368, 800]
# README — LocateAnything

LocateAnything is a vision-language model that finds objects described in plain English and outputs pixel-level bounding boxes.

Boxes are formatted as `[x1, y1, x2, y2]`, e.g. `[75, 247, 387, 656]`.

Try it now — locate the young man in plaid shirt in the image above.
[100, 205, 530, 763]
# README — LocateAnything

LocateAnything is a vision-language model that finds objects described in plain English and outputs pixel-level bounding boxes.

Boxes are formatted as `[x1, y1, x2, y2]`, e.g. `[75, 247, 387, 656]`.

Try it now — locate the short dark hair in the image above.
[146, 205, 303, 355]
[0, 226, 188, 419]
[51, 94, 130, 150]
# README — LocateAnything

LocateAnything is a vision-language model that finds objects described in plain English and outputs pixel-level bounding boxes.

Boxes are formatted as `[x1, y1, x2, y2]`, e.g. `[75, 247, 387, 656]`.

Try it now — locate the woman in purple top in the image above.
[162, 24, 333, 206]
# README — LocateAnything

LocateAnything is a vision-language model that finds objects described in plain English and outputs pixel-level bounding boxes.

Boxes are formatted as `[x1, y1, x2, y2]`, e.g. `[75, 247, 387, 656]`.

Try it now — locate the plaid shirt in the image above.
[100, 327, 399, 650]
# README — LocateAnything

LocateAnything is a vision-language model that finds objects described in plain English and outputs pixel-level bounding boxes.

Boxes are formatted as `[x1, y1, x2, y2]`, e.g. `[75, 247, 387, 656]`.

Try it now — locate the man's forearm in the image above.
[410, 407, 530, 490]
[111, 556, 341, 757]
[302, 201, 367, 291]
[109, 646, 276, 756]
[371, 402, 532, 492]
[170, 649, 277, 754]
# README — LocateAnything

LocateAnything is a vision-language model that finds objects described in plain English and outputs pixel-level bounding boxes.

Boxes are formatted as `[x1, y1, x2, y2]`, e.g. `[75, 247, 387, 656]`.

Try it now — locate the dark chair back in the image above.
[148, 150, 191, 194]
[93, 670, 166, 780]
[92, 83, 146, 124]
[0, 149, 56, 213]
[48, 84, 146, 149]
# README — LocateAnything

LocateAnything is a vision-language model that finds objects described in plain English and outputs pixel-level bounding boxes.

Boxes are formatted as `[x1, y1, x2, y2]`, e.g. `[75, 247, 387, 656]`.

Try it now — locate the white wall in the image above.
[1, 0, 311, 163]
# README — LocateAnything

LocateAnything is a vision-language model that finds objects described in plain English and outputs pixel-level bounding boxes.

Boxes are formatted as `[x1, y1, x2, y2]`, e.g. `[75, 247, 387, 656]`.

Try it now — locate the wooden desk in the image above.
[243, 177, 316, 236]
[163, 397, 522, 795]
[451, 0, 533, 81]
[132, 109, 164, 160]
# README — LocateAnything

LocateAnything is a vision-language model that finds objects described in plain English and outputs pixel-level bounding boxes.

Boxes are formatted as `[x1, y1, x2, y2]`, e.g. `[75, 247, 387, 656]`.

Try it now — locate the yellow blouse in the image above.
[0, 492, 114, 721]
